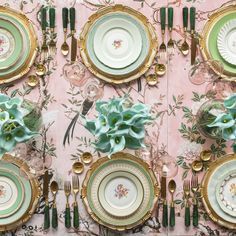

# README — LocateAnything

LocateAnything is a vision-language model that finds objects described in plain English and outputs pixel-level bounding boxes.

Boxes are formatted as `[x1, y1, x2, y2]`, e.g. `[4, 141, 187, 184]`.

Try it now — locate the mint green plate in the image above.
[0, 18, 23, 70]
[208, 12, 236, 75]
[0, 161, 31, 225]
[0, 168, 24, 218]
[86, 12, 149, 76]
[0, 13, 30, 77]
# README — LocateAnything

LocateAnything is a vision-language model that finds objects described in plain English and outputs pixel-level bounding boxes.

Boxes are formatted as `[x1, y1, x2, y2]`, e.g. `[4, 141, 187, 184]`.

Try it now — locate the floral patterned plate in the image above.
[0, 18, 23, 70]
[93, 17, 142, 69]
[98, 171, 144, 217]
[0, 168, 24, 218]
[0, 6, 37, 84]
[216, 170, 236, 217]
[82, 152, 159, 231]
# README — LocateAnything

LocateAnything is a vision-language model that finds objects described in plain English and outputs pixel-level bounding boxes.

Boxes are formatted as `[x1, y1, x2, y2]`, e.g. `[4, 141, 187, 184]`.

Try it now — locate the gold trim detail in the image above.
[201, 153, 236, 229]
[200, 5, 236, 81]
[79, 4, 158, 84]
[81, 152, 160, 231]
[0, 154, 41, 232]
[0, 6, 38, 84]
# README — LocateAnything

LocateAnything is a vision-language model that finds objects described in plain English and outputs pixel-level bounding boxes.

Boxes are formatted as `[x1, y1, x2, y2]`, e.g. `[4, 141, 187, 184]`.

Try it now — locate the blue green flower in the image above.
[224, 93, 236, 110]
[222, 126, 236, 140]
[208, 113, 235, 128]
[109, 136, 126, 157]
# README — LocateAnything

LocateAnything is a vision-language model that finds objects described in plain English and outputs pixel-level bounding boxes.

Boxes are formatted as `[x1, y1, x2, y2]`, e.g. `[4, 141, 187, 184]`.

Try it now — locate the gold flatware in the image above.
[191, 160, 203, 172]
[167, 7, 174, 54]
[61, 7, 69, 56]
[161, 175, 168, 227]
[168, 179, 176, 227]
[43, 170, 50, 230]
[81, 152, 93, 164]
[27, 75, 39, 87]
[200, 150, 212, 162]
[50, 181, 58, 229]
[146, 74, 158, 86]
[72, 161, 84, 175]
[181, 7, 189, 56]
[159, 7, 166, 61]
[72, 175, 80, 229]
[155, 63, 166, 76]
[64, 180, 71, 229]
[36, 7, 47, 76]
[70, 7, 77, 63]
[49, 7, 56, 56]
[190, 7, 196, 65]
[183, 180, 190, 227]
[191, 175, 199, 227]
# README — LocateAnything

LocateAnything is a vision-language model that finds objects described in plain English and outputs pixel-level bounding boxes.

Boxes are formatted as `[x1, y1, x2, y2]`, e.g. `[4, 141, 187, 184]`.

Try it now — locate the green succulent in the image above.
[83, 96, 152, 157]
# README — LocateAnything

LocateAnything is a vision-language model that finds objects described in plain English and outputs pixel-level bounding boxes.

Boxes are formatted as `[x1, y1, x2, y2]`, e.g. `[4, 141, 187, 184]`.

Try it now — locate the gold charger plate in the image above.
[200, 4, 236, 81]
[201, 153, 236, 229]
[79, 4, 158, 84]
[0, 6, 37, 84]
[0, 154, 40, 232]
[81, 152, 160, 231]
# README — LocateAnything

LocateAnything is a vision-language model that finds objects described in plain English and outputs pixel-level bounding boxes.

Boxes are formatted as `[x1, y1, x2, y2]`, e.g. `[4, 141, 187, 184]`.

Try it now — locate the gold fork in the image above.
[183, 180, 191, 227]
[167, 7, 174, 54]
[49, 7, 56, 56]
[72, 175, 80, 229]
[191, 175, 199, 227]
[64, 181, 71, 228]
[159, 7, 166, 61]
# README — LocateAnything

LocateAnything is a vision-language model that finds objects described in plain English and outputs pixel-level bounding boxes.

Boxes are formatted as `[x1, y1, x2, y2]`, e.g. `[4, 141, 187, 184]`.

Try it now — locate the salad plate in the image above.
[201, 154, 236, 229]
[93, 17, 142, 69]
[98, 171, 144, 217]
[0, 154, 40, 232]
[82, 152, 159, 231]
[217, 19, 236, 66]
[80, 5, 158, 84]
[0, 6, 37, 84]
[216, 170, 236, 217]
[0, 168, 24, 218]
[200, 5, 236, 80]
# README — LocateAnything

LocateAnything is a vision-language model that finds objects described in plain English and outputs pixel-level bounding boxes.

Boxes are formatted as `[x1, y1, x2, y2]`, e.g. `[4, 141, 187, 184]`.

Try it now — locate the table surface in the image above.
[1, 0, 235, 235]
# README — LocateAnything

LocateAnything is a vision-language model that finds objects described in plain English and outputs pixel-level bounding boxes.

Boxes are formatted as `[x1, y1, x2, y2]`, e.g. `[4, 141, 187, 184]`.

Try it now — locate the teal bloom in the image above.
[224, 93, 236, 110]
[83, 96, 152, 157]
[208, 113, 235, 129]
[222, 126, 236, 140]
[0, 133, 16, 153]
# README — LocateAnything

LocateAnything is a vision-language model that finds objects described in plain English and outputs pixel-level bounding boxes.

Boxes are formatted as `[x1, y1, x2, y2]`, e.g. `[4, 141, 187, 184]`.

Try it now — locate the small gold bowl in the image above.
[81, 152, 93, 164]
[191, 160, 203, 172]
[72, 161, 84, 174]
[200, 150, 212, 162]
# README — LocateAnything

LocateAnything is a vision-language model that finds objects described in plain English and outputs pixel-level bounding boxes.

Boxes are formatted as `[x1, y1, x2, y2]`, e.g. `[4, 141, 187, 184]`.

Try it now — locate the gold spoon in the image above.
[146, 74, 158, 86]
[61, 7, 69, 56]
[181, 7, 189, 56]
[72, 161, 84, 174]
[81, 152, 93, 164]
[155, 64, 166, 76]
[50, 181, 59, 229]
[191, 160, 203, 172]
[168, 179, 176, 202]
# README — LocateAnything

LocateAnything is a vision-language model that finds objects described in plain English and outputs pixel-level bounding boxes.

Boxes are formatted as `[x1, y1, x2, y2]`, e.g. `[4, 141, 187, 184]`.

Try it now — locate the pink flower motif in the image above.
[112, 40, 123, 49]
[114, 184, 129, 199]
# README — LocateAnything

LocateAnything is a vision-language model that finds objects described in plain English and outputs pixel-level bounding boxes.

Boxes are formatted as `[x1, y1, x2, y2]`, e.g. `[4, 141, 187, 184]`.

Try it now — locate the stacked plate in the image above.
[82, 152, 159, 231]
[80, 5, 158, 84]
[200, 5, 236, 79]
[0, 6, 37, 84]
[0, 154, 40, 232]
[201, 154, 236, 229]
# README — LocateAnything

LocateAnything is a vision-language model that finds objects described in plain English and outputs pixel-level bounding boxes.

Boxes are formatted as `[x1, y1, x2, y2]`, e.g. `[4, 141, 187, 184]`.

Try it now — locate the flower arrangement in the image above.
[0, 94, 38, 158]
[208, 93, 236, 152]
[83, 96, 152, 157]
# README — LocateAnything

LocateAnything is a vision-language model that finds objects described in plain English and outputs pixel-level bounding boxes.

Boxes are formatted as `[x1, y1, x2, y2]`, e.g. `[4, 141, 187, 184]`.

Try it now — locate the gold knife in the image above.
[43, 170, 50, 230]
[190, 7, 196, 65]
[70, 7, 77, 63]
[161, 175, 168, 227]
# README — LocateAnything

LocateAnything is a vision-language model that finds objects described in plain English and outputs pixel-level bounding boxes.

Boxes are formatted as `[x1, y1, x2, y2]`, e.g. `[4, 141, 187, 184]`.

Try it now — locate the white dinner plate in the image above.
[93, 17, 142, 69]
[217, 19, 236, 65]
[98, 171, 144, 217]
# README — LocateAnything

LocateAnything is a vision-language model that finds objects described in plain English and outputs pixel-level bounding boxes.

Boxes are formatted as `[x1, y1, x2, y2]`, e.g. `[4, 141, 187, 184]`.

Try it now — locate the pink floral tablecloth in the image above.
[1, 0, 236, 235]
